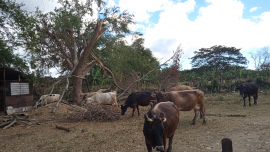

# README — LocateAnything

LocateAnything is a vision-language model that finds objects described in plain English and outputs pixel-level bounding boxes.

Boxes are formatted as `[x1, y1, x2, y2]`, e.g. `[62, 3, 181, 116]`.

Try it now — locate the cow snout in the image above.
[154, 146, 164, 151]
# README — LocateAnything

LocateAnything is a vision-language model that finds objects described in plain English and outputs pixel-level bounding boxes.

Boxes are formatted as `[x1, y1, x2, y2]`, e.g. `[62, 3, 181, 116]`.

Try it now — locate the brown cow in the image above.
[169, 85, 193, 91]
[152, 90, 206, 125]
[143, 101, 179, 152]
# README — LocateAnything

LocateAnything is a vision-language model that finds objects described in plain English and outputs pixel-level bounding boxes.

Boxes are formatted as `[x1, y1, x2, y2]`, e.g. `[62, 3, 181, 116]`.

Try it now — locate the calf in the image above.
[236, 82, 258, 107]
[169, 85, 193, 91]
[152, 90, 206, 125]
[221, 89, 229, 93]
[120, 92, 156, 117]
[143, 101, 179, 152]
[85, 91, 118, 106]
[35, 94, 60, 108]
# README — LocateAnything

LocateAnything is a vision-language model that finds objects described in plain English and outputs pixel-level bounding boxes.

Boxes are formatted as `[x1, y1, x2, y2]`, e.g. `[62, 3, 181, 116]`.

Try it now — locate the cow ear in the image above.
[160, 113, 166, 122]
[151, 94, 156, 97]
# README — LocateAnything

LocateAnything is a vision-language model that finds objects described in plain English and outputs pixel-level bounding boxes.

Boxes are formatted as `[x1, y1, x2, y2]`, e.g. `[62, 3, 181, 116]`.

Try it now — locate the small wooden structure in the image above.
[0, 67, 33, 115]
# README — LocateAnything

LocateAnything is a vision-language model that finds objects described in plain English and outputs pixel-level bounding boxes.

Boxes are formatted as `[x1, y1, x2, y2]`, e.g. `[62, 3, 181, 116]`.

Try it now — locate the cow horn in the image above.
[145, 113, 153, 122]
[162, 118, 166, 122]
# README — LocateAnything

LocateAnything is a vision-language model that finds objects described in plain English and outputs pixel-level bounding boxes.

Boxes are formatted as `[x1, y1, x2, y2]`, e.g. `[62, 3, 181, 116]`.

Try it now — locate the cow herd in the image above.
[35, 82, 259, 152]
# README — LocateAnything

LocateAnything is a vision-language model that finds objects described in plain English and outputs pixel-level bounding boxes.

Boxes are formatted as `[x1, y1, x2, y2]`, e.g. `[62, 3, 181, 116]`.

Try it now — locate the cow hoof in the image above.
[191, 122, 195, 125]
[249, 104, 251, 106]
[202, 121, 206, 125]
[254, 103, 257, 105]
[166, 147, 172, 152]
[243, 105, 246, 107]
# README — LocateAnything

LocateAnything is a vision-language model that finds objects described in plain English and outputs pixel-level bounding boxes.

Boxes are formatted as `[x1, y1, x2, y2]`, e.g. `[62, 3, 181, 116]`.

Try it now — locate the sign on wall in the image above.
[10, 83, 29, 95]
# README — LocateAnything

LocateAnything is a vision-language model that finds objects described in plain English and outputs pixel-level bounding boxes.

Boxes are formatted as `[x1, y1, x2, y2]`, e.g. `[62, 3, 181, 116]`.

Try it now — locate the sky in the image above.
[17, 0, 270, 71]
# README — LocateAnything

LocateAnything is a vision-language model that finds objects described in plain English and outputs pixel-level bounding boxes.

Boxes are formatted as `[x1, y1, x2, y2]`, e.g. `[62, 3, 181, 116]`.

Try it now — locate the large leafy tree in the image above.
[98, 37, 159, 76]
[33, 0, 135, 104]
[0, 0, 37, 73]
[190, 45, 248, 72]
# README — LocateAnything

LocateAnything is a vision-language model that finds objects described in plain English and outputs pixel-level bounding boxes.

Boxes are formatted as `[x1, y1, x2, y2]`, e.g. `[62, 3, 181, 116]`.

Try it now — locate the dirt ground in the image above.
[0, 92, 270, 152]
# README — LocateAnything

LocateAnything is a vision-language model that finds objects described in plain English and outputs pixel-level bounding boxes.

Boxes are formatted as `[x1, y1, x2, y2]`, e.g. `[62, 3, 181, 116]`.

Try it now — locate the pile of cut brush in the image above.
[0, 113, 36, 129]
[66, 104, 121, 122]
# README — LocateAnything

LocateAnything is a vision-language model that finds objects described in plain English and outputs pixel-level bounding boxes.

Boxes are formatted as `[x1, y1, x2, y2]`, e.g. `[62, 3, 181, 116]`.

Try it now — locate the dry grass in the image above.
[0, 91, 270, 152]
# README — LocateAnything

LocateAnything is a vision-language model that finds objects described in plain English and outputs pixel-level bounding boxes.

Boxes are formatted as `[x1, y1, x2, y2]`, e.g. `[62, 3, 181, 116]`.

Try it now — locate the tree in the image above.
[33, 0, 134, 104]
[0, 39, 28, 72]
[190, 45, 248, 72]
[249, 46, 270, 70]
[0, 0, 37, 73]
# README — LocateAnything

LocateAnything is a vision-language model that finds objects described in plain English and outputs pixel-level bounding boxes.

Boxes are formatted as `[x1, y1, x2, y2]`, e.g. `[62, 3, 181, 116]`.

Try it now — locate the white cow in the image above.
[35, 94, 60, 108]
[85, 91, 118, 106]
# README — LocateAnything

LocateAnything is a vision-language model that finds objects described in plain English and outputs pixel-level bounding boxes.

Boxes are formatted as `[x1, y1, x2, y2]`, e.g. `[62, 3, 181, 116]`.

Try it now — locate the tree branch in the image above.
[117, 48, 183, 98]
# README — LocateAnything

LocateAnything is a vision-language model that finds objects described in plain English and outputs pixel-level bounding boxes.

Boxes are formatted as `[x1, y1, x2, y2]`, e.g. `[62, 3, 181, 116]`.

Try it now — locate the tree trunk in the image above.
[73, 73, 83, 105]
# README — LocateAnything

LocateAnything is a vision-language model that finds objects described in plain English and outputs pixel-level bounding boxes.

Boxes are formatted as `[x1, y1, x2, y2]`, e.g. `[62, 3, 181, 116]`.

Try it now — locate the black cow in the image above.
[236, 82, 258, 107]
[143, 101, 179, 152]
[120, 92, 156, 117]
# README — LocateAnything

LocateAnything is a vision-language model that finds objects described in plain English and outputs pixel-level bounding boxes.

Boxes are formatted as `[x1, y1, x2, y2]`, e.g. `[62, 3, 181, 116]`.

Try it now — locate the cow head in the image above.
[235, 85, 244, 95]
[119, 104, 128, 115]
[151, 92, 168, 103]
[144, 113, 166, 151]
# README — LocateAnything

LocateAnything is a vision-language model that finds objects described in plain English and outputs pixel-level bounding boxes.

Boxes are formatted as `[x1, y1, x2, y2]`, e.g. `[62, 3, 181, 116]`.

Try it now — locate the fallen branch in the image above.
[3, 119, 17, 129]
[0, 120, 13, 127]
[56, 125, 72, 132]
[117, 45, 184, 98]
[53, 62, 79, 113]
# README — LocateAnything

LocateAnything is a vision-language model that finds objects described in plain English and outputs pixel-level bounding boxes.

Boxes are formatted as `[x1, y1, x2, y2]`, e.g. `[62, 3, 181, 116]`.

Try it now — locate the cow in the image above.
[85, 91, 118, 106]
[35, 94, 60, 108]
[151, 90, 206, 125]
[235, 82, 258, 107]
[143, 101, 179, 152]
[221, 89, 230, 93]
[120, 92, 156, 117]
[169, 85, 193, 91]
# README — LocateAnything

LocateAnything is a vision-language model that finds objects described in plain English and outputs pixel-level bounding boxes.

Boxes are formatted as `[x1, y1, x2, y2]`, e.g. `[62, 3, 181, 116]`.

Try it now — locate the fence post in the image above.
[221, 138, 233, 152]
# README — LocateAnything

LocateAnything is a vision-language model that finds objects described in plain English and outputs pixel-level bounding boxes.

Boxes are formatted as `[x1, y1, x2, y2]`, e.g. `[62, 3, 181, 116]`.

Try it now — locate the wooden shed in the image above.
[0, 67, 34, 115]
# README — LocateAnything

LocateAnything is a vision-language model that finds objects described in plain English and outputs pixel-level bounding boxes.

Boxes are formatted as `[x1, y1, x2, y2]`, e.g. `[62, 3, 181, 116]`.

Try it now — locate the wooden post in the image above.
[221, 138, 233, 152]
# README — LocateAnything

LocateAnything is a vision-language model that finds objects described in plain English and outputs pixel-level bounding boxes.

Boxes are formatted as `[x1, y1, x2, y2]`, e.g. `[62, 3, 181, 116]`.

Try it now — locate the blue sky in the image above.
[18, 0, 270, 73]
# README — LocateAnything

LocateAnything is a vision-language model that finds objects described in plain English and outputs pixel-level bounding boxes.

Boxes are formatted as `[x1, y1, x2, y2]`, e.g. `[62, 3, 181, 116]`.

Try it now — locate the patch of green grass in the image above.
[92, 133, 98, 140]
[217, 95, 225, 101]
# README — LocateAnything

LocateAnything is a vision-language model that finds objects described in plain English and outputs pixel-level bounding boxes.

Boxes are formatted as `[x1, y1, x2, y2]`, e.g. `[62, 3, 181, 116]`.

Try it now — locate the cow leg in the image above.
[137, 105, 140, 116]
[161, 135, 166, 152]
[254, 93, 258, 105]
[248, 96, 251, 106]
[201, 107, 206, 124]
[243, 97, 246, 107]
[132, 105, 136, 117]
[191, 110, 199, 125]
[167, 134, 174, 152]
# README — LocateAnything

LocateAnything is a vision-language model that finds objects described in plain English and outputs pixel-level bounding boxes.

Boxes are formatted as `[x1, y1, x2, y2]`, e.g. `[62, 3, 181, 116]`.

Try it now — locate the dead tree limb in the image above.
[0, 120, 13, 127]
[3, 119, 17, 129]
[56, 125, 72, 132]
[117, 45, 184, 98]
[53, 62, 79, 113]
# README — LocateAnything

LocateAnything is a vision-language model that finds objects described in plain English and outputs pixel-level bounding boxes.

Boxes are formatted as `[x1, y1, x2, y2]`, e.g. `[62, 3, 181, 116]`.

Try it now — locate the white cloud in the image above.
[118, 0, 172, 22]
[141, 0, 270, 69]
[250, 7, 258, 12]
